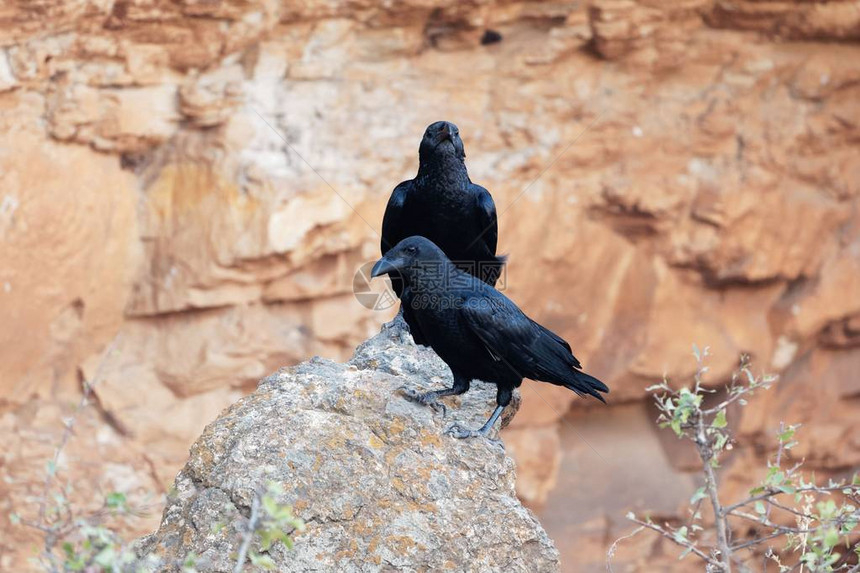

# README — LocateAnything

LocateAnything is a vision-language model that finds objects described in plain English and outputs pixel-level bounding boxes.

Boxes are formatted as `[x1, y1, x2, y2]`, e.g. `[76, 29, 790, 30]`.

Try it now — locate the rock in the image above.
[47, 82, 180, 151]
[136, 329, 558, 572]
[707, 0, 860, 41]
[589, 0, 709, 66]
[2, 0, 860, 570]
[179, 79, 244, 128]
[0, 49, 17, 92]
[502, 425, 561, 507]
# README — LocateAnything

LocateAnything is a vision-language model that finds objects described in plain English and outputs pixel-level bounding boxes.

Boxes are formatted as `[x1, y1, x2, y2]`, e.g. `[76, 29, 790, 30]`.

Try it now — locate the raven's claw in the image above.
[444, 424, 502, 447]
[444, 423, 481, 439]
[398, 387, 446, 416]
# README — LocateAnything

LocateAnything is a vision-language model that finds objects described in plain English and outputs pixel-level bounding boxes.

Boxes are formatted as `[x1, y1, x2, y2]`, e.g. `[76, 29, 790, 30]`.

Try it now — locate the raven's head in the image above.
[371, 236, 447, 281]
[418, 120, 466, 163]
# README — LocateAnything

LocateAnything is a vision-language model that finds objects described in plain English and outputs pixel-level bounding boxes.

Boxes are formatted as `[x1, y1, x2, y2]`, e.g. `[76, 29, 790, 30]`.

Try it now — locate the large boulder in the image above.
[136, 329, 559, 572]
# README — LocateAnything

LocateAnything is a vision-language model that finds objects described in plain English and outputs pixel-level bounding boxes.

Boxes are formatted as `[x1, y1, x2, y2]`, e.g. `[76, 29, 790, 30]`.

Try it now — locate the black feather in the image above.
[374, 237, 609, 418]
[380, 122, 505, 344]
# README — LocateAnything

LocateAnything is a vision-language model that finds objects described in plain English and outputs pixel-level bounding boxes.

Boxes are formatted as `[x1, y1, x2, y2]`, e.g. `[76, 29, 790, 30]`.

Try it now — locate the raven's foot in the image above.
[444, 404, 506, 443]
[398, 387, 446, 416]
[444, 424, 504, 448]
[444, 423, 488, 439]
[444, 423, 478, 439]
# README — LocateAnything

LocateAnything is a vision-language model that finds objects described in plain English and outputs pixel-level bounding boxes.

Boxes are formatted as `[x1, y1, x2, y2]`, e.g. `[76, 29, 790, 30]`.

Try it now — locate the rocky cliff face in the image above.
[136, 329, 558, 572]
[1, 0, 859, 570]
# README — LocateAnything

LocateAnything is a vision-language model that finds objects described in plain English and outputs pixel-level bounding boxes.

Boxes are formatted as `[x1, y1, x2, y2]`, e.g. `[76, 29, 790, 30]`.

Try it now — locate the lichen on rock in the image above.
[136, 329, 556, 572]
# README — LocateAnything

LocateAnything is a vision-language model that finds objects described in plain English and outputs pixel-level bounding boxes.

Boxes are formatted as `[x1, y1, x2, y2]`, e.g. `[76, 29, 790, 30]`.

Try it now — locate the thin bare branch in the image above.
[722, 484, 856, 517]
[233, 491, 262, 573]
[695, 412, 732, 572]
[29, 334, 123, 571]
[628, 518, 718, 566]
[701, 378, 775, 417]
[606, 525, 645, 572]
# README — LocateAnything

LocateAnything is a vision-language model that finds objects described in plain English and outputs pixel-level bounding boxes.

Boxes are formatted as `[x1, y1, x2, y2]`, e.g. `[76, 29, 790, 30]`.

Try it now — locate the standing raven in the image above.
[381, 121, 505, 345]
[371, 236, 608, 438]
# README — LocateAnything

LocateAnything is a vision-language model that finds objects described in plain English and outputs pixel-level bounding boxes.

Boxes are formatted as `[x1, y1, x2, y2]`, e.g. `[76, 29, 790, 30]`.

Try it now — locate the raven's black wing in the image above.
[471, 184, 507, 286]
[380, 180, 414, 301]
[400, 287, 429, 346]
[471, 184, 499, 258]
[461, 294, 607, 402]
[381, 180, 413, 255]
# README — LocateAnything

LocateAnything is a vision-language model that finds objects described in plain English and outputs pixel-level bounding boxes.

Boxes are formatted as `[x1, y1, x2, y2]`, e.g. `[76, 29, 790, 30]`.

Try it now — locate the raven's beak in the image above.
[435, 123, 452, 145]
[371, 255, 399, 278]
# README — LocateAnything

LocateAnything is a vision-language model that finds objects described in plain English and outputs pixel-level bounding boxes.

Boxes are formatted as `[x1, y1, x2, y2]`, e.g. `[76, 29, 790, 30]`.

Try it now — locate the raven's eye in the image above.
[406, 246, 417, 254]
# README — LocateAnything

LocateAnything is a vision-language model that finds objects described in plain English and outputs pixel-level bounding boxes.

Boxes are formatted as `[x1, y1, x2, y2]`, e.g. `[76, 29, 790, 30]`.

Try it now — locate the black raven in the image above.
[381, 121, 505, 345]
[371, 236, 608, 438]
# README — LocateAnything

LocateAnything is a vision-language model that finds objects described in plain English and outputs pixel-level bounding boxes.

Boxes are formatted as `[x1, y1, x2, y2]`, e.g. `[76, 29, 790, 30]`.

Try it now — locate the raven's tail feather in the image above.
[528, 320, 609, 403]
[563, 370, 609, 404]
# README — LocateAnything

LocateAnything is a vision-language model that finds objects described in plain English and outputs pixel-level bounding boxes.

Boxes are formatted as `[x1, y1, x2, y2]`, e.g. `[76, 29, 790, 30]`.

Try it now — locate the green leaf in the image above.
[262, 496, 280, 518]
[817, 499, 838, 519]
[777, 427, 795, 443]
[765, 467, 785, 487]
[94, 545, 117, 567]
[249, 552, 276, 570]
[755, 501, 766, 515]
[106, 491, 127, 510]
[266, 482, 285, 496]
[260, 529, 288, 552]
[689, 488, 707, 505]
[712, 410, 727, 429]
[65, 555, 85, 571]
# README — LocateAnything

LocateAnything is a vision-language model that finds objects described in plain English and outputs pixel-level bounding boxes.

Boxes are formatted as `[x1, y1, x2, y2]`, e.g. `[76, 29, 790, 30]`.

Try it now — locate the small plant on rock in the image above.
[11, 337, 304, 572]
[232, 482, 306, 573]
[609, 346, 860, 572]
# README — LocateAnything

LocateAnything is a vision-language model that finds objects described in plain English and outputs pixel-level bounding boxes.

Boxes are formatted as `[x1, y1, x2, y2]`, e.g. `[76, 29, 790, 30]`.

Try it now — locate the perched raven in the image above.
[381, 121, 505, 345]
[371, 236, 608, 438]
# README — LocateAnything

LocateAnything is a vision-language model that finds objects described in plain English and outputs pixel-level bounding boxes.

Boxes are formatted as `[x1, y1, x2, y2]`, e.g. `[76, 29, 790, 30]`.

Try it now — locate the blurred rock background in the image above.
[0, 0, 858, 570]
